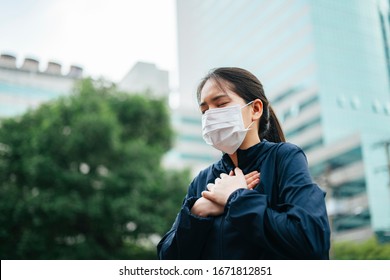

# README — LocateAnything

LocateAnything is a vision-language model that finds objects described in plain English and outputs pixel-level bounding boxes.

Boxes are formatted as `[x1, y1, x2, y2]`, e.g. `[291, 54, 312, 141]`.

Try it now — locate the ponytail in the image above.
[259, 105, 285, 143]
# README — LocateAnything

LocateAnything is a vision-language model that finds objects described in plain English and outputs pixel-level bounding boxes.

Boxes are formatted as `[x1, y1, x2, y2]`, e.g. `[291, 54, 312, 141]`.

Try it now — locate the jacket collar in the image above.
[214, 139, 272, 174]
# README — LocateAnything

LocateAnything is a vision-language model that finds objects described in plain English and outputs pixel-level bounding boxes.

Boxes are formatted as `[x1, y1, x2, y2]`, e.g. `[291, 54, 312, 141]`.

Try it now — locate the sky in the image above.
[0, 0, 178, 86]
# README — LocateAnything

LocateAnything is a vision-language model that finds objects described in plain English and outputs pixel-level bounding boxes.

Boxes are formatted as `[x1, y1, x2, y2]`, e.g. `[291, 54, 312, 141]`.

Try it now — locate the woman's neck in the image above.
[229, 129, 261, 167]
[228, 139, 261, 167]
[229, 153, 239, 167]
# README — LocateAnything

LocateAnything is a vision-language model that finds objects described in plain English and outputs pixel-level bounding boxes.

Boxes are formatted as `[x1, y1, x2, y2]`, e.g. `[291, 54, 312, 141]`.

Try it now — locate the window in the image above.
[285, 117, 321, 139]
[384, 103, 390, 115]
[337, 95, 347, 108]
[351, 96, 361, 110]
[301, 138, 323, 153]
[310, 145, 363, 177]
[333, 178, 366, 198]
[372, 99, 382, 113]
[333, 208, 371, 232]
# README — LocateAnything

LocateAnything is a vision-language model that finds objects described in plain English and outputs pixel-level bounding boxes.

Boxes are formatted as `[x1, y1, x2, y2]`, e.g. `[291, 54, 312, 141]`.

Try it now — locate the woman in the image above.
[157, 67, 330, 259]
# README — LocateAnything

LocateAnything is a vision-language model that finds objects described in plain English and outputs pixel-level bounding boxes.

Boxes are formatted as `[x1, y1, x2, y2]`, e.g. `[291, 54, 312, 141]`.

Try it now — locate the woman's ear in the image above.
[252, 99, 263, 121]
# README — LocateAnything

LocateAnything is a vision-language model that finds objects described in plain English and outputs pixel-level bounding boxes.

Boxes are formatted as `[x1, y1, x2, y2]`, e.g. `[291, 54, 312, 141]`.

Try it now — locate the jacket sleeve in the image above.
[225, 143, 331, 259]
[157, 177, 214, 259]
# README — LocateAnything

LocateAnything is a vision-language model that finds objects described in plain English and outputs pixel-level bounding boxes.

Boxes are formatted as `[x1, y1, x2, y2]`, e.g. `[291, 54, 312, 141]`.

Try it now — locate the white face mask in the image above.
[202, 101, 254, 154]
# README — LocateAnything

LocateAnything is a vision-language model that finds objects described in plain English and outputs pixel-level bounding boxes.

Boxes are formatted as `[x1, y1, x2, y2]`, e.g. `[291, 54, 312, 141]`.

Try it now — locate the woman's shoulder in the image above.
[263, 140, 305, 160]
[264, 140, 303, 153]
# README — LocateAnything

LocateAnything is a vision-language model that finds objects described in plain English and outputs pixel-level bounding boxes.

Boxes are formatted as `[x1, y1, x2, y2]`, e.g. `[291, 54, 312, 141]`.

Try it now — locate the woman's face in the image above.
[199, 79, 254, 128]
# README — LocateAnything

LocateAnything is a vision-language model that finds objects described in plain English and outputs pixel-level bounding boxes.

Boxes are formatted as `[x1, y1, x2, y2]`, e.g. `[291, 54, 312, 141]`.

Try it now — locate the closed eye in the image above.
[199, 93, 231, 114]
[217, 102, 229, 107]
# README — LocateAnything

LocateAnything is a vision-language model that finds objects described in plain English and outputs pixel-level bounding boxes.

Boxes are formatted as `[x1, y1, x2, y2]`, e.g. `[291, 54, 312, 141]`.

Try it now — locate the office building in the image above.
[118, 61, 170, 98]
[0, 53, 83, 118]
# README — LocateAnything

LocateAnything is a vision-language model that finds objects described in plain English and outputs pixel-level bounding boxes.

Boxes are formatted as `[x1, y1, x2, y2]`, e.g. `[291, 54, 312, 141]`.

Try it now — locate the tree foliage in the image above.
[0, 78, 190, 259]
[333, 237, 390, 260]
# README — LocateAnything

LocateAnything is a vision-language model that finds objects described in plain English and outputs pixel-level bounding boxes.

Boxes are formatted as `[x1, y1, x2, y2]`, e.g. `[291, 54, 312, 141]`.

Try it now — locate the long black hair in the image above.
[197, 67, 285, 143]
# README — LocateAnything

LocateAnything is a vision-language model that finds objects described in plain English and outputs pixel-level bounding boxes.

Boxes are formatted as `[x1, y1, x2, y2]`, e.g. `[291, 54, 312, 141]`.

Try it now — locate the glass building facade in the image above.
[0, 54, 82, 119]
[0, 81, 67, 117]
[175, 0, 390, 242]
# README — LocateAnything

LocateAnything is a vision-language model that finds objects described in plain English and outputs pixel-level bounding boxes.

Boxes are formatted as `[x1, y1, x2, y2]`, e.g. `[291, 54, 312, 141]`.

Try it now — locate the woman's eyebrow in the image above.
[199, 93, 230, 107]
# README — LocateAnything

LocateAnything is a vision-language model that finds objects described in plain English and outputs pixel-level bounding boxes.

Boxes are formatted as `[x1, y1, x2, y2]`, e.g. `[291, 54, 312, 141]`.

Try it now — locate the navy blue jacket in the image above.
[157, 140, 331, 259]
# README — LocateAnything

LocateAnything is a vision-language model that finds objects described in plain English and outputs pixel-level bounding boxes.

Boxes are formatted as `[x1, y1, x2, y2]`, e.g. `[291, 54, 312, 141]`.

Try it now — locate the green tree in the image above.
[0, 78, 190, 259]
[333, 237, 390, 259]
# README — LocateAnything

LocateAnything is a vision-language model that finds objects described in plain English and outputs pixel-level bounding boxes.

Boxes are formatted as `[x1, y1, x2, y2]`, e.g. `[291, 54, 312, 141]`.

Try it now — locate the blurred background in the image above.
[1, 0, 390, 259]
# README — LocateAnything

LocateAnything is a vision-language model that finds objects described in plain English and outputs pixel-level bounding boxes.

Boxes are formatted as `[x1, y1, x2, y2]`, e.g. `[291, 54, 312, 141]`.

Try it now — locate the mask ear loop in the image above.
[241, 101, 255, 130]
[245, 121, 255, 130]
[240, 100, 254, 109]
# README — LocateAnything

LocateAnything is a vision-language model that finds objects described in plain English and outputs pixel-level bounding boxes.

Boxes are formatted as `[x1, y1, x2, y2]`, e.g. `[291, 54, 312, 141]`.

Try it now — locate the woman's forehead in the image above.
[200, 79, 235, 99]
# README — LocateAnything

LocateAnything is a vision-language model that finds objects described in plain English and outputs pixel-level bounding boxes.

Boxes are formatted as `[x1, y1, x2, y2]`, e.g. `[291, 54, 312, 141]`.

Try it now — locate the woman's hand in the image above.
[243, 170, 261, 190]
[191, 168, 260, 217]
[202, 167, 260, 206]
[191, 197, 224, 217]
